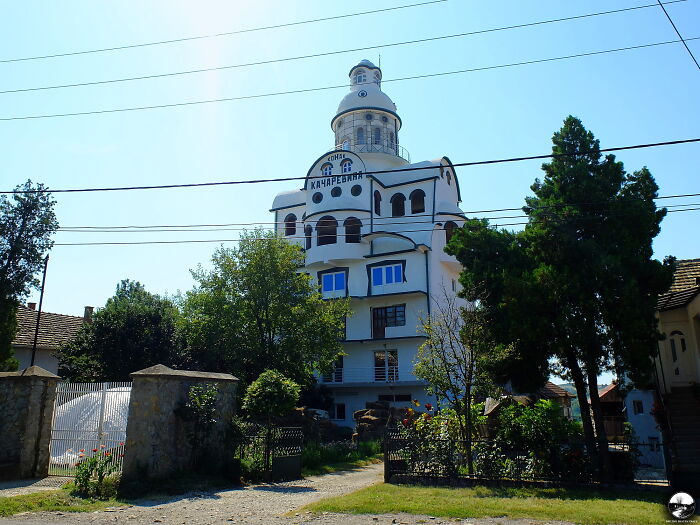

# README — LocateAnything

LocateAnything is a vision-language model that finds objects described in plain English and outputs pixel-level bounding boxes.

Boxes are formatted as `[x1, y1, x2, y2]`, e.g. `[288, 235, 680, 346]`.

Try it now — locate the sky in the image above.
[2, 1, 699, 383]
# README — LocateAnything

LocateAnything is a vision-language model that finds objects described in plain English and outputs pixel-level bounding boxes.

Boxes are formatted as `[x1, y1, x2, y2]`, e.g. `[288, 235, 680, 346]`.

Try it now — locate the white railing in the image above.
[321, 366, 403, 384]
[333, 140, 410, 163]
[49, 382, 131, 476]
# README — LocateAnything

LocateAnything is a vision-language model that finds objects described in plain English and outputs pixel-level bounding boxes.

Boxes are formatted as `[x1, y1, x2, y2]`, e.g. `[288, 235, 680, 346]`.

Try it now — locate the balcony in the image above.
[321, 366, 410, 384]
[332, 139, 410, 163]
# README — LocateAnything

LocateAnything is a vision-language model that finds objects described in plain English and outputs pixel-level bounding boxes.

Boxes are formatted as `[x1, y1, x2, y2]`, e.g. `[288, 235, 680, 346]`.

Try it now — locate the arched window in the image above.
[669, 331, 687, 363]
[446, 171, 452, 186]
[304, 225, 312, 250]
[390, 194, 406, 217]
[409, 189, 426, 214]
[341, 159, 353, 173]
[284, 213, 297, 236]
[356, 127, 366, 145]
[355, 69, 366, 84]
[321, 163, 333, 176]
[373, 71, 381, 85]
[445, 221, 457, 243]
[373, 127, 381, 145]
[344, 217, 362, 243]
[374, 190, 382, 216]
[317, 216, 338, 246]
[389, 131, 395, 149]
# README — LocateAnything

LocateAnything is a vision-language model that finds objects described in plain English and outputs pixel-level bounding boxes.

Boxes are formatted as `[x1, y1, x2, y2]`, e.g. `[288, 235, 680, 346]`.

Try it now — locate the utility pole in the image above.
[30, 255, 49, 367]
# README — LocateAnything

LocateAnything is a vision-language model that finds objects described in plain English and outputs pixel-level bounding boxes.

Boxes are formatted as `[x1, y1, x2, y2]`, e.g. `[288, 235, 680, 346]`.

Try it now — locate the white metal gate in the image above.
[48, 382, 131, 476]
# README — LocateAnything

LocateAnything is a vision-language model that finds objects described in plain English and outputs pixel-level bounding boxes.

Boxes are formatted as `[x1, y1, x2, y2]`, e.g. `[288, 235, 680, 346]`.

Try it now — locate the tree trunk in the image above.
[565, 349, 598, 478]
[586, 363, 611, 481]
[464, 396, 474, 475]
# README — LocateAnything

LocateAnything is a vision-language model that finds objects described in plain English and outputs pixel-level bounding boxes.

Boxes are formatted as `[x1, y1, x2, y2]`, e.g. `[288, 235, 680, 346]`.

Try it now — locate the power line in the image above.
[3, 138, 700, 195]
[0, 0, 446, 64]
[2, 1, 686, 95]
[49, 206, 700, 246]
[655, 0, 700, 70]
[55, 200, 700, 232]
[2, 36, 698, 122]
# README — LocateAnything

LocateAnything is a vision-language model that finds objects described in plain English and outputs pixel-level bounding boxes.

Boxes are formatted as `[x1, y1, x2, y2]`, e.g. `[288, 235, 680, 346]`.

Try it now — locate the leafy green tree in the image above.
[0, 180, 58, 371]
[179, 229, 350, 391]
[58, 280, 182, 381]
[446, 116, 674, 480]
[242, 369, 300, 422]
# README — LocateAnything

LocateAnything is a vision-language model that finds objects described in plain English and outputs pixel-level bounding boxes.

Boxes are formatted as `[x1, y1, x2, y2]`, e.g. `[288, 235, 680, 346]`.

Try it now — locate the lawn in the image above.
[0, 490, 125, 517]
[302, 482, 670, 525]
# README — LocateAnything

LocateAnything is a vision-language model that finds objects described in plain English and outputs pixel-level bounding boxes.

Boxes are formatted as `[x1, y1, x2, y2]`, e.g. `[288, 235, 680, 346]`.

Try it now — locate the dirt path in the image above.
[0, 464, 574, 525]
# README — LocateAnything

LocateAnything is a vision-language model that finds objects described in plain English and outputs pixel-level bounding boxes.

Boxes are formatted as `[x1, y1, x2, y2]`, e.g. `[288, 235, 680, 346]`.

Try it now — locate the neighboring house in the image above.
[597, 383, 665, 469]
[482, 381, 575, 437]
[655, 258, 700, 488]
[270, 60, 465, 426]
[11, 303, 88, 374]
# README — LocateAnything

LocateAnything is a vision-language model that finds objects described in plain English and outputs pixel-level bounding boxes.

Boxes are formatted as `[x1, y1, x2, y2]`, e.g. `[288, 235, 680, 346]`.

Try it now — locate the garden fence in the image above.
[234, 426, 303, 481]
[383, 429, 668, 485]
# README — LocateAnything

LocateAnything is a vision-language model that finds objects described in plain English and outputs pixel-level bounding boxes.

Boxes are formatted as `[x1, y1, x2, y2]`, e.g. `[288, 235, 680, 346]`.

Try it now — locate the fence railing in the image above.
[384, 429, 668, 485]
[234, 426, 303, 482]
[49, 382, 131, 476]
[321, 366, 404, 384]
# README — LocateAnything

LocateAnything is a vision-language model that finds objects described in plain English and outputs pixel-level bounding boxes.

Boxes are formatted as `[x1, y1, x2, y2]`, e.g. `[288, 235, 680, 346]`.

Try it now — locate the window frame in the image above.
[366, 260, 407, 295]
[317, 267, 349, 297]
[390, 193, 406, 217]
[283, 213, 297, 236]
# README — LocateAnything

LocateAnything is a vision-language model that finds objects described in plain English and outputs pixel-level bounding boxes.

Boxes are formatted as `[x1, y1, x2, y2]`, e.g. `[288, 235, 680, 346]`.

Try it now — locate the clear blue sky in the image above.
[2, 1, 699, 359]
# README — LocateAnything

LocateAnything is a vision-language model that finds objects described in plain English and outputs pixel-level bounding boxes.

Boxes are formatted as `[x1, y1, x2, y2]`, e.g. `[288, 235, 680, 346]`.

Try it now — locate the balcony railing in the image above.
[333, 139, 410, 163]
[321, 366, 402, 384]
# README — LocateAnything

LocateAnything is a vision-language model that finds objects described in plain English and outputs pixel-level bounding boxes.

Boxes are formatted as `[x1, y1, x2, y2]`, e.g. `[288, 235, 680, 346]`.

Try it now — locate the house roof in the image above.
[12, 305, 84, 350]
[539, 381, 575, 399]
[668, 258, 700, 292]
[657, 258, 700, 311]
[598, 383, 619, 401]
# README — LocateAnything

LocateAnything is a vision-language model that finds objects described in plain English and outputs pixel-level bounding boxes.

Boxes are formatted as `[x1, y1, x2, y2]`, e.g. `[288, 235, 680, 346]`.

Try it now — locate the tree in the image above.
[179, 229, 350, 392]
[0, 180, 58, 371]
[58, 280, 182, 381]
[446, 116, 674, 480]
[242, 369, 301, 422]
[414, 288, 506, 473]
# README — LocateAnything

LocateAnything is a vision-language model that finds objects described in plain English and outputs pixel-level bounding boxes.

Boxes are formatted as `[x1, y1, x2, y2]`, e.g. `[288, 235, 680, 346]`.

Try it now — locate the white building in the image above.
[270, 60, 465, 426]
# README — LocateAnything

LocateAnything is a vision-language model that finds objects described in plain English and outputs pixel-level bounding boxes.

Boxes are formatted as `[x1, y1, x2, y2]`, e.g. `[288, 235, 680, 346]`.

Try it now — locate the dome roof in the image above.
[348, 59, 380, 76]
[335, 88, 397, 116]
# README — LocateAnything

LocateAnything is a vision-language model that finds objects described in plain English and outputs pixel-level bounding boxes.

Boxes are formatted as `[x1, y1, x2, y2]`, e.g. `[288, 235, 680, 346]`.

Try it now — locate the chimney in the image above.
[27, 302, 37, 311]
[84, 306, 94, 323]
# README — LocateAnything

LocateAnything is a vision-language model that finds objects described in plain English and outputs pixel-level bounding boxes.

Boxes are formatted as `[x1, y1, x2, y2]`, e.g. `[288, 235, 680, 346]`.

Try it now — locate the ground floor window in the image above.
[329, 403, 346, 420]
[378, 394, 411, 403]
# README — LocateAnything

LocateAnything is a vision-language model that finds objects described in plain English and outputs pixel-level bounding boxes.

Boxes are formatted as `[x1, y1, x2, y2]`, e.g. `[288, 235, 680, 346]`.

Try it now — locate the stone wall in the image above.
[0, 366, 59, 480]
[121, 364, 238, 483]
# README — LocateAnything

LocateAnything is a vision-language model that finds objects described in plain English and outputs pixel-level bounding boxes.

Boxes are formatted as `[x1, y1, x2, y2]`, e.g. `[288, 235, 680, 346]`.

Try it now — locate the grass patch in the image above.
[0, 490, 124, 517]
[302, 483, 669, 525]
[301, 440, 382, 478]
[302, 454, 383, 477]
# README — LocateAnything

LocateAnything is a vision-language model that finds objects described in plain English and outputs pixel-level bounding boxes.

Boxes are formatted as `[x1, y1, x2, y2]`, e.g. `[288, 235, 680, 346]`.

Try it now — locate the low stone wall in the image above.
[0, 366, 59, 481]
[121, 364, 238, 483]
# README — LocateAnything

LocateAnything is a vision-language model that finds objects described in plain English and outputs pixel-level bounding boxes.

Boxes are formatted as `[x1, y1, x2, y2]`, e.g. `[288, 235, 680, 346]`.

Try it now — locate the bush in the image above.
[72, 447, 121, 499]
[243, 370, 300, 422]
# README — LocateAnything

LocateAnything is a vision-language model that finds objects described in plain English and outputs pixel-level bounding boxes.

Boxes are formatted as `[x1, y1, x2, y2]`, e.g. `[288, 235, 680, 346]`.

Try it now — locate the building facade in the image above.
[270, 60, 465, 426]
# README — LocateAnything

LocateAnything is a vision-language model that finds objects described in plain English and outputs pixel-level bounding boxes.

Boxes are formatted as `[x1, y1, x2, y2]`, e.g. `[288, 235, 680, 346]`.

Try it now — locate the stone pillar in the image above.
[0, 366, 60, 481]
[121, 364, 238, 483]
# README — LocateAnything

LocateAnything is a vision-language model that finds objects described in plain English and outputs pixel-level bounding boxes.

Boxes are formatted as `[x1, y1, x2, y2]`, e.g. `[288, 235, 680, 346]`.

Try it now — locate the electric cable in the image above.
[0, 0, 447, 63]
[656, 0, 700, 69]
[3, 138, 699, 194]
[1, 1, 686, 95]
[2, 37, 698, 122]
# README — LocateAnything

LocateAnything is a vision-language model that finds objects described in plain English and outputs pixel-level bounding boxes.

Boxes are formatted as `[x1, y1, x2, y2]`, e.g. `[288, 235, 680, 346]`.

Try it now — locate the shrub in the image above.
[73, 446, 121, 499]
[242, 370, 300, 422]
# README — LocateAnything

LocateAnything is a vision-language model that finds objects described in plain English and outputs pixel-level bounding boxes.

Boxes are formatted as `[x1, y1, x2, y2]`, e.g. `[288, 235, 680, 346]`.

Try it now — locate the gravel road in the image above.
[0, 464, 574, 525]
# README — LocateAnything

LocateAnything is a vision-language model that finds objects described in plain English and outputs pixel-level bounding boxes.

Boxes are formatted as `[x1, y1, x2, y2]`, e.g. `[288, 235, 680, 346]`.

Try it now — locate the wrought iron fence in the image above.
[384, 429, 668, 485]
[234, 426, 303, 481]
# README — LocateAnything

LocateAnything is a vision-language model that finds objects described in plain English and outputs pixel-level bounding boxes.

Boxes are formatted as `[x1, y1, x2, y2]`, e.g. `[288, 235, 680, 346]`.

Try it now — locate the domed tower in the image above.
[331, 60, 408, 163]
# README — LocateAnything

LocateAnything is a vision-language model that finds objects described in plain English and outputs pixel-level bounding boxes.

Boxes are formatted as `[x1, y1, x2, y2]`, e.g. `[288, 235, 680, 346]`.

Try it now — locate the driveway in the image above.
[0, 464, 574, 525]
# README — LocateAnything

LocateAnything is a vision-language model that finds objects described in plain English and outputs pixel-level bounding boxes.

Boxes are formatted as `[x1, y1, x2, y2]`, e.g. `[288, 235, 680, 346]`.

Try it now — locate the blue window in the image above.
[341, 160, 353, 173]
[321, 163, 333, 176]
[372, 264, 403, 286]
[322, 272, 346, 293]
